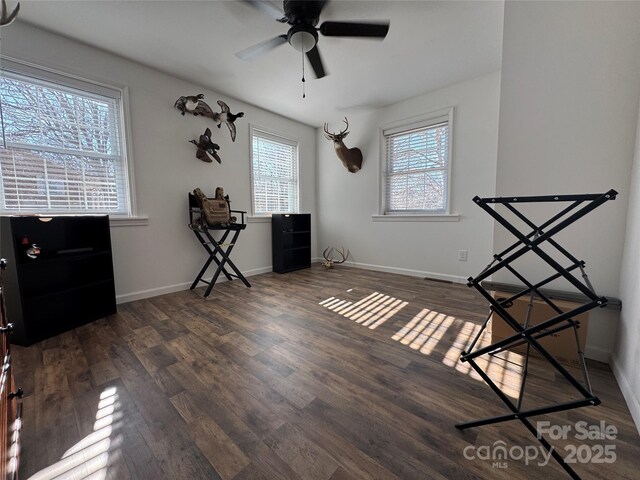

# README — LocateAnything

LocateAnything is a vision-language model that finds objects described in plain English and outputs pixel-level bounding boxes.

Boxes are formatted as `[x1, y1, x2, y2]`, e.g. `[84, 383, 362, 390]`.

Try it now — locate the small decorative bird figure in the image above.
[190, 128, 221, 164]
[175, 93, 244, 142]
[193, 99, 244, 142]
[174, 93, 205, 116]
[215, 100, 244, 142]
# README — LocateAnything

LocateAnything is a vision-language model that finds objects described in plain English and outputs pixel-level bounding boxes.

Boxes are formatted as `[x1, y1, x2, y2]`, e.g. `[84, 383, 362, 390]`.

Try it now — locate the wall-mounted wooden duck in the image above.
[190, 128, 221, 164]
[174, 94, 244, 142]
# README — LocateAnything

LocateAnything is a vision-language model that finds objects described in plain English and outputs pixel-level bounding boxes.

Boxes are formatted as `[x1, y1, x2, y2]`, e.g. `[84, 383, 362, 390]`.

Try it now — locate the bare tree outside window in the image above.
[0, 70, 129, 215]
[384, 120, 450, 214]
[250, 128, 299, 215]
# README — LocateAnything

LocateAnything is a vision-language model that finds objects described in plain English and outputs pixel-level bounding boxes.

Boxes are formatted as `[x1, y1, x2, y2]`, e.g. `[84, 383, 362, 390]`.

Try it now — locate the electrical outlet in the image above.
[458, 249, 468, 262]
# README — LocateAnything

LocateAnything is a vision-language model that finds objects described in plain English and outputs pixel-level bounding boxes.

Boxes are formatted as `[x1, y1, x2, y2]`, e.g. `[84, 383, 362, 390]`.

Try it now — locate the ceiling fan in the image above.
[236, 0, 390, 80]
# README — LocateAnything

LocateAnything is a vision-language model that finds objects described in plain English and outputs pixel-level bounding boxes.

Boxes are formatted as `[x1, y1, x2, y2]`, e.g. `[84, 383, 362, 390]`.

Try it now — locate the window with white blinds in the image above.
[0, 63, 131, 215]
[250, 127, 299, 215]
[383, 112, 451, 214]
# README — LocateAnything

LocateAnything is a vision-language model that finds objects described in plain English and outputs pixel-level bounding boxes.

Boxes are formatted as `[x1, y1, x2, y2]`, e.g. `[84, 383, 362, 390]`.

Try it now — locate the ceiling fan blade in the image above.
[236, 35, 288, 61]
[318, 0, 330, 14]
[306, 46, 327, 79]
[319, 21, 390, 38]
[242, 0, 285, 21]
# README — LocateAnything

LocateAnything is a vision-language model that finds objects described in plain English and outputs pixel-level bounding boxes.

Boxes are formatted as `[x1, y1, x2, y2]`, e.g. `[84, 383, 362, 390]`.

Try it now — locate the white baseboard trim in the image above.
[335, 259, 468, 284]
[610, 354, 640, 435]
[116, 281, 192, 304]
[115, 265, 273, 304]
[242, 265, 273, 277]
[584, 345, 611, 364]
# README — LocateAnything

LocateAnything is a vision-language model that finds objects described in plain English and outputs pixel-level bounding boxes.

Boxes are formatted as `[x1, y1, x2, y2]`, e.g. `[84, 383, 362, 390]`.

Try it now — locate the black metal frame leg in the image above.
[189, 227, 251, 298]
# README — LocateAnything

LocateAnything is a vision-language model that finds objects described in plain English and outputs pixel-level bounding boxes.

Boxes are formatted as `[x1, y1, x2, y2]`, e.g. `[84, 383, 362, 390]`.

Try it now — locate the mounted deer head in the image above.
[322, 247, 349, 269]
[324, 117, 363, 173]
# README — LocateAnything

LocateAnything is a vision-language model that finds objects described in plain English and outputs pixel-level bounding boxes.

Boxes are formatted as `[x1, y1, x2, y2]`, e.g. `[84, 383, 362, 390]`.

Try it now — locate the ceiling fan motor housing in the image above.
[287, 24, 318, 52]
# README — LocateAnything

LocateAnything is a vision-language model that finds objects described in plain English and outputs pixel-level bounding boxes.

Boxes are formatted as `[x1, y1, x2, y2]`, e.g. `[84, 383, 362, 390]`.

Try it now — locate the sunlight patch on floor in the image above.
[392, 308, 455, 355]
[443, 320, 524, 398]
[7, 410, 22, 477]
[393, 311, 524, 399]
[28, 386, 123, 480]
[319, 292, 408, 329]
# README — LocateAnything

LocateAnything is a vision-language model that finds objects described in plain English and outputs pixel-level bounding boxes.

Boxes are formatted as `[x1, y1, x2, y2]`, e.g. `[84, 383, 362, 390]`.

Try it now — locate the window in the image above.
[382, 109, 452, 215]
[250, 126, 299, 215]
[0, 60, 133, 216]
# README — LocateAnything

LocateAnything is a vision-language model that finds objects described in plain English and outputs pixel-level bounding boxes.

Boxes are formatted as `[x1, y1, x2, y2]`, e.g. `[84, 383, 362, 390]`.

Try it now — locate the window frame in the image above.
[379, 107, 454, 218]
[0, 56, 140, 223]
[249, 124, 300, 217]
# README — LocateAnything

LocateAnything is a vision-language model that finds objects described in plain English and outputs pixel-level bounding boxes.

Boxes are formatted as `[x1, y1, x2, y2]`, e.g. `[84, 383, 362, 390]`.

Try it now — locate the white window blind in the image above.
[0, 65, 131, 215]
[251, 128, 299, 214]
[384, 117, 450, 214]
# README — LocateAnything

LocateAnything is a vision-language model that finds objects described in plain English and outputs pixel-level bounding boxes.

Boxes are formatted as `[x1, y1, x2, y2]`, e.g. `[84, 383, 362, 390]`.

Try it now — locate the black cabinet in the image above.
[272, 214, 311, 273]
[0, 216, 117, 346]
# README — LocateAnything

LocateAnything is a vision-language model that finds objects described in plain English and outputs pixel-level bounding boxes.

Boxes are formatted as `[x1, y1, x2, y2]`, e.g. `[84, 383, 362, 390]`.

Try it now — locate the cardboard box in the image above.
[489, 291, 588, 368]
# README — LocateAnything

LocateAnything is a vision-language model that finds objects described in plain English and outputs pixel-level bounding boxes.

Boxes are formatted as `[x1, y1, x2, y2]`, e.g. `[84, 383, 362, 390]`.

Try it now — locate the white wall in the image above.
[1, 22, 317, 302]
[316, 72, 501, 282]
[494, 1, 640, 360]
[613, 100, 640, 434]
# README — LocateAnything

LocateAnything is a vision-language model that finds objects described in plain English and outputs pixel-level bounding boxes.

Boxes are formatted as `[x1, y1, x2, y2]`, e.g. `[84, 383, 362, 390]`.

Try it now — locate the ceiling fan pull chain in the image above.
[301, 39, 306, 99]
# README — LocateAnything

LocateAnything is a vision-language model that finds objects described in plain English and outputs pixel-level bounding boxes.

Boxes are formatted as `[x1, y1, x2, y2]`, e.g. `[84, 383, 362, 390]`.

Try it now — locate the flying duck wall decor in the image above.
[174, 93, 205, 116]
[190, 128, 222, 164]
[0, 0, 20, 26]
[174, 94, 244, 142]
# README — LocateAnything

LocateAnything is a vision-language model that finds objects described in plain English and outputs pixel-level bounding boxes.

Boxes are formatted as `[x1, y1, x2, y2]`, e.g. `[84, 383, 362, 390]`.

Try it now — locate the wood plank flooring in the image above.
[12, 265, 640, 479]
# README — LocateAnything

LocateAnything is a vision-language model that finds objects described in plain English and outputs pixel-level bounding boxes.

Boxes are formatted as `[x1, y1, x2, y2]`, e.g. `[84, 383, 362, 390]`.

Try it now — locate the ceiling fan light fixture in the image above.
[287, 25, 318, 52]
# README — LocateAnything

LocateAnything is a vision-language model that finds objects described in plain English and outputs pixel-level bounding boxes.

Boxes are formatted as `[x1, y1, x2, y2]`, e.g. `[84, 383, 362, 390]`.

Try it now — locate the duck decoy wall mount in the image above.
[190, 128, 222, 164]
[175, 94, 244, 142]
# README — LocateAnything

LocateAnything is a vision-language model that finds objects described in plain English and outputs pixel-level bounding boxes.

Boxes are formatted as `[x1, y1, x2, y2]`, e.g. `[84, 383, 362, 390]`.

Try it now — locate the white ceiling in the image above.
[17, 0, 504, 127]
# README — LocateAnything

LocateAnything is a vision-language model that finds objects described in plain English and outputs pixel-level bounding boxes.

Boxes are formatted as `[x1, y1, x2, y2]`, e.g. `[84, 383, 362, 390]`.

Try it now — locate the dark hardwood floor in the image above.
[12, 265, 640, 479]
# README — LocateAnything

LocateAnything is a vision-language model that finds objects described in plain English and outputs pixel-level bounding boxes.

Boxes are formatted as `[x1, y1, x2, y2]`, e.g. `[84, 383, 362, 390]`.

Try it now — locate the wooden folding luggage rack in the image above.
[456, 189, 618, 480]
[188, 193, 251, 298]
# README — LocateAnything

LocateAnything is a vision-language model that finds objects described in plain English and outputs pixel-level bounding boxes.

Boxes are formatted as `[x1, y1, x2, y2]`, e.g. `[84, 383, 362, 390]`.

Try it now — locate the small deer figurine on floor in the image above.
[324, 117, 363, 173]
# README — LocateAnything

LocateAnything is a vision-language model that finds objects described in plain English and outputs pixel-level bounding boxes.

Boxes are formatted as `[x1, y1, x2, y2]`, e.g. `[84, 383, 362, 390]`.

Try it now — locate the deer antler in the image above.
[322, 247, 334, 268]
[323, 122, 333, 141]
[333, 247, 349, 264]
[322, 247, 349, 268]
[324, 118, 350, 139]
[339, 117, 349, 135]
[0, 0, 20, 26]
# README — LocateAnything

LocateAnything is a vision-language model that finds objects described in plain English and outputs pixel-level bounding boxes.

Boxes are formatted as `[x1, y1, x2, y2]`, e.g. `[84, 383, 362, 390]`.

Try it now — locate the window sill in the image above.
[248, 216, 272, 223]
[109, 215, 149, 227]
[372, 214, 460, 222]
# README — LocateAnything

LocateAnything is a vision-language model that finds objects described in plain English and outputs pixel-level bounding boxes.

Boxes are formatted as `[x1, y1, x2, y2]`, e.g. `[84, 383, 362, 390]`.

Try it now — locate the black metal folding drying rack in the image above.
[456, 189, 618, 480]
